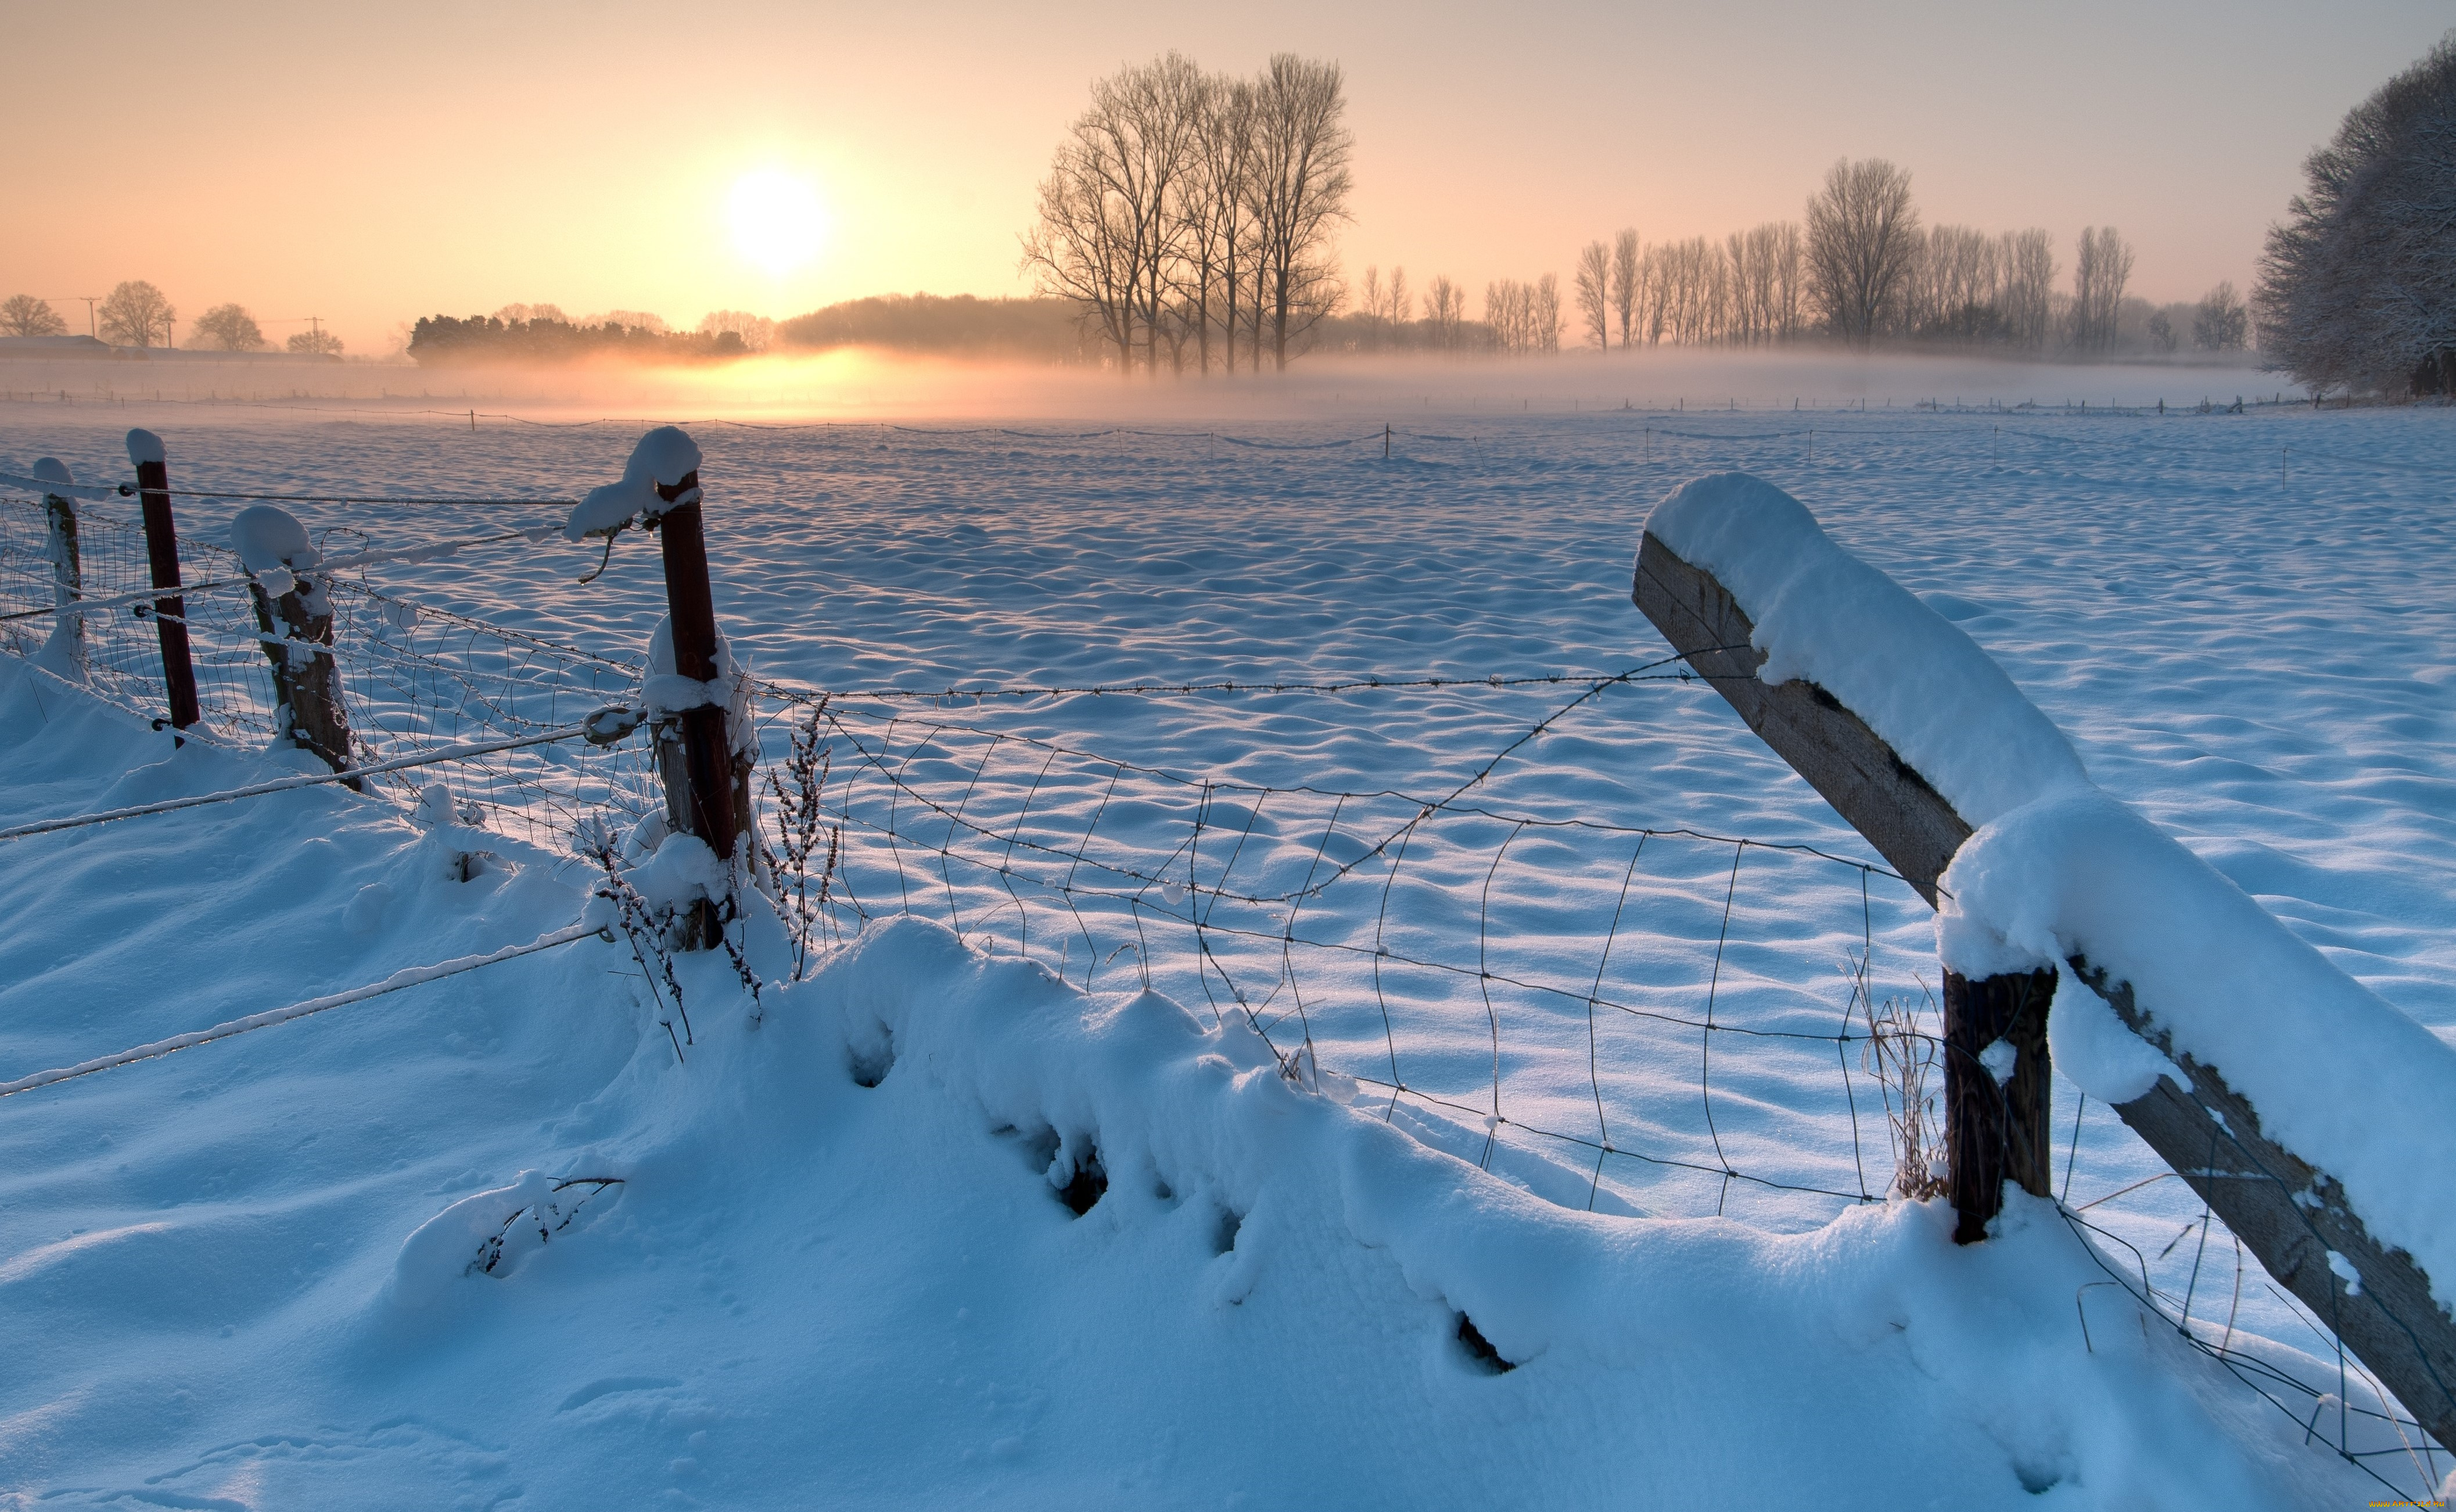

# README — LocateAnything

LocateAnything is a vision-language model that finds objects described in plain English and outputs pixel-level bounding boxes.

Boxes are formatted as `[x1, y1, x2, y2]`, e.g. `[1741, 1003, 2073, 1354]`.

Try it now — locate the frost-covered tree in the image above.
[2, 295, 67, 337]
[192, 303, 265, 351]
[2256, 33, 2456, 396]
[98, 281, 175, 348]
[1804, 159, 1921, 347]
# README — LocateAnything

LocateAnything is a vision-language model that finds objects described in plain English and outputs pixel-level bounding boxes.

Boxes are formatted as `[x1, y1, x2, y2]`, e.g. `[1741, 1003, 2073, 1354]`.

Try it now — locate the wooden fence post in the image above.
[1630, 531, 2053, 1242]
[651, 462, 750, 950]
[31, 459, 82, 675]
[125, 429, 200, 735]
[230, 505, 357, 788]
[1635, 518, 2456, 1454]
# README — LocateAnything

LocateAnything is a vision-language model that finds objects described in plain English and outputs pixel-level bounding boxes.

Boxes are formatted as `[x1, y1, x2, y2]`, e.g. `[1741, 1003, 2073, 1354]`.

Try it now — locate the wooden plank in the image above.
[1632, 533, 1967, 904]
[1635, 526, 2456, 1451]
[2078, 960, 2456, 1455]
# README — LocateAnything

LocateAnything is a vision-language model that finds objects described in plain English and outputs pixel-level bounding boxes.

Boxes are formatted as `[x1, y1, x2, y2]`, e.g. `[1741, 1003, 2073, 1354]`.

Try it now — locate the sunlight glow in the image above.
[727, 170, 827, 277]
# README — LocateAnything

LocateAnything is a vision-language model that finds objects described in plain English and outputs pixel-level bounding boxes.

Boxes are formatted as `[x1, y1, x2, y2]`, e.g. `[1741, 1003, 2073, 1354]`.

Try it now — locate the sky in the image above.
[14, 0, 2450, 354]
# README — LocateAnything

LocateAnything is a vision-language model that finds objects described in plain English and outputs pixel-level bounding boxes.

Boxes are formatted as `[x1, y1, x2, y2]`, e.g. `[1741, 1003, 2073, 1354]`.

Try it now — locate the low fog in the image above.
[0, 346, 2275, 429]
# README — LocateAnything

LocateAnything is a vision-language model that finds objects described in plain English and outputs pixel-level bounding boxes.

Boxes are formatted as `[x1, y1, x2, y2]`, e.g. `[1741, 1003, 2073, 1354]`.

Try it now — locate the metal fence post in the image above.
[125, 429, 200, 734]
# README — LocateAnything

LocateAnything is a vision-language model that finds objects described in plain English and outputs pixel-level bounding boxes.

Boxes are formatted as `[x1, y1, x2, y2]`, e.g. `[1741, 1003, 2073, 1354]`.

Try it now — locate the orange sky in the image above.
[15, 0, 2448, 354]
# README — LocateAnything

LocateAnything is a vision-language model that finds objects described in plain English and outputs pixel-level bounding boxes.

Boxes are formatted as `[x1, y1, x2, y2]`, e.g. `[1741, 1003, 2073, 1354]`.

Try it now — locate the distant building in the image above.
[0, 335, 113, 359]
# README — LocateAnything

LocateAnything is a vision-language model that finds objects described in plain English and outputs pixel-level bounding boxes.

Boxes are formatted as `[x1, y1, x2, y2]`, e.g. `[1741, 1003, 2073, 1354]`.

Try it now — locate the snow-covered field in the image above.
[0, 387, 2450, 1507]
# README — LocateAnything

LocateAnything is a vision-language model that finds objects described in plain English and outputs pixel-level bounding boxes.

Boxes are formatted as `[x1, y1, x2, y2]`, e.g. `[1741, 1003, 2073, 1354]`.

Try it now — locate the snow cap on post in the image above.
[1642, 472, 2088, 827]
[124, 429, 166, 467]
[229, 505, 321, 573]
[563, 425, 703, 543]
[31, 458, 73, 487]
[629, 425, 701, 493]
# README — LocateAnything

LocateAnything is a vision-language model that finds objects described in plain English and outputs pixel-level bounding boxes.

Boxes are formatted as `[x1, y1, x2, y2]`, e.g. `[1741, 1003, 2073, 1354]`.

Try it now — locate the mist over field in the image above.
[1, 347, 2275, 425]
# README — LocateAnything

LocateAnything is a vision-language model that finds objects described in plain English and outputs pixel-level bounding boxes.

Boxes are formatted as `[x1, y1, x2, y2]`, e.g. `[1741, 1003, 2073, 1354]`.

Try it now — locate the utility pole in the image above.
[78, 296, 98, 339]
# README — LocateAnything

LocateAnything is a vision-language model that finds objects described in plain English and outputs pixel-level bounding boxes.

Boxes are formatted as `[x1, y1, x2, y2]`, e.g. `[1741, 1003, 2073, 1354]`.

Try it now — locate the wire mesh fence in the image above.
[0, 490, 658, 850]
[0, 440, 2444, 1496]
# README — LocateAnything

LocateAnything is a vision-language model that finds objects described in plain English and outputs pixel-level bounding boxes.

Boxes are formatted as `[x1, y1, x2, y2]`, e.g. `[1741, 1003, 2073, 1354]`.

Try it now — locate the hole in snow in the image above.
[2011, 1460, 2062, 1495]
[1211, 1206, 1243, 1256]
[1455, 1313, 1514, 1374]
[1056, 1149, 1108, 1217]
[846, 1035, 894, 1088]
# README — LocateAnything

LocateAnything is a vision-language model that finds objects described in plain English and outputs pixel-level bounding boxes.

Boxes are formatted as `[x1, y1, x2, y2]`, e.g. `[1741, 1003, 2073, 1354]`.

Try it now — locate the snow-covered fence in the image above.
[0, 439, 659, 852]
[1632, 471, 2456, 1457]
[3, 425, 2446, 1477]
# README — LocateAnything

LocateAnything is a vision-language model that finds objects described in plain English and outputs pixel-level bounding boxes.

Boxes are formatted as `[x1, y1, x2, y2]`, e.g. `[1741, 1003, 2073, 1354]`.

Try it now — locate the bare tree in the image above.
[697, 310, 776, 351]
[287, 326, 344, 355]
[1608, 229, 1640, 349]
[193, 303, 265, 351]
[1766, 221, 1805, 340]
[1919, 226, 2002, 343]
[1383, 265, 1410, 332]
[98, 280, 175, 348]
[2192, 281, 2249, 351]
[1532, 273, 1561, 354]
[1803, 159, 1922, 346]
[1423, 275, 1465, 350]
[1484, 279, 1525, 354]
[1173, 69, 1254, 374]
[2070, 226, 2134, 352]
[1999, 229, 2058, 350]
[1637, 243, 1670, 344]
[1250, 54, 1353, 369]
[1, 295, 67, 337]
[1024, 97, 1146, 371]
[1574, 240, 1611, 349]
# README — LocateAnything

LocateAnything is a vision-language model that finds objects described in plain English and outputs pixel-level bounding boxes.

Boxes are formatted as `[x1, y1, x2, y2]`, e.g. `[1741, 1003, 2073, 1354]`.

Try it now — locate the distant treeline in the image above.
[407, 314, 753, 365]
[777, 294, 1090, 359]
[404, 296, 1092, 366]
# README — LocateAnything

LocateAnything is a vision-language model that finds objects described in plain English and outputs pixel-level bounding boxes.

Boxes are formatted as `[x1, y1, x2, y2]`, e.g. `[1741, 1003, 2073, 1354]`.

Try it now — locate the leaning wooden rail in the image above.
[1633, 472, 2456, 1456]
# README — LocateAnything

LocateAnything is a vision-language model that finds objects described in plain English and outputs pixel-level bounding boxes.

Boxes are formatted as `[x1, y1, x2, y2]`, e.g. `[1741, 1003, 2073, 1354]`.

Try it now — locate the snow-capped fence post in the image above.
[230, 505, 358, 788]
[565, 426, 755, 951]
[653, 461, 744, 951]
[1629, 519, 2053, 1243]
[127, 429, 201, 735]
[33, 459, 83, 674]
[1633, 474, 2456, 1456]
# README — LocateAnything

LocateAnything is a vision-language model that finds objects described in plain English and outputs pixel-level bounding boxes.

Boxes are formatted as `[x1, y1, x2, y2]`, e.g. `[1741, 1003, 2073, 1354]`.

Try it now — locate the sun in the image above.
[727, 170, 827, 277]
